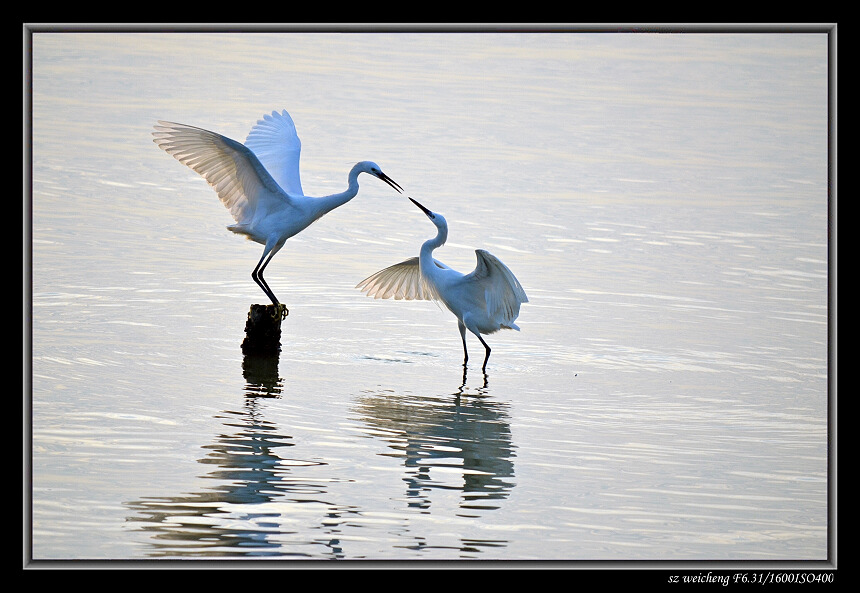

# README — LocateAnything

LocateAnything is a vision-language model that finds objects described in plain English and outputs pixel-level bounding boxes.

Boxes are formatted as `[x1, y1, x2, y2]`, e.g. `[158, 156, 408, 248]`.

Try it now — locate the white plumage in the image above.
[357, 197, 528, 369]
[356, 256, 441, 301]
[153, 109, 403, 311]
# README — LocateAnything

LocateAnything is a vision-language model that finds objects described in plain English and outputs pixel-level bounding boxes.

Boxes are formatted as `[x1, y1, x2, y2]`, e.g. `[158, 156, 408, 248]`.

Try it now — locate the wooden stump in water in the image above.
[241, 304, 288, 355]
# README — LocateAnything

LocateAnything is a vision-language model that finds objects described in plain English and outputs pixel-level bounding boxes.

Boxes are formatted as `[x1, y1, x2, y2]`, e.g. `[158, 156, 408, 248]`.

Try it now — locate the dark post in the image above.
[241, 304, 288, 355]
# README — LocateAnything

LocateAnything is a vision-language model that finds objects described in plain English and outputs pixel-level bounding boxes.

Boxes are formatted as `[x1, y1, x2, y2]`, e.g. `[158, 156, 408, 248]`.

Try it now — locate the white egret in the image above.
[357, 197, 528, 370]
[152, 109, 403, 313]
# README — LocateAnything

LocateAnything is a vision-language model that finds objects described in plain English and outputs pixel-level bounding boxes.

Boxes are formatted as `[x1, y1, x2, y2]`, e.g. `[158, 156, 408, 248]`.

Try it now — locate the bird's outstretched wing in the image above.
[356, 257, 443, 301]
[153, 120, 293, 225]
[465, 249, 529, 328]
[243, 110, 304, 197]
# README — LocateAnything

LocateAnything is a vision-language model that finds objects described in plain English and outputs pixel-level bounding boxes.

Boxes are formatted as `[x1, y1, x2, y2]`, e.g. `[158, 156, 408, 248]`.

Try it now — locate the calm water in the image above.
[28, 30, 831, 563]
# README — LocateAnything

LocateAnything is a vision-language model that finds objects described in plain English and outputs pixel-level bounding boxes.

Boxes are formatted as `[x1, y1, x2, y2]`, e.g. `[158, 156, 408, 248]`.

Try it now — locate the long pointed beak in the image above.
[378, 172, 403, 194]
[409, 197, 433, 217]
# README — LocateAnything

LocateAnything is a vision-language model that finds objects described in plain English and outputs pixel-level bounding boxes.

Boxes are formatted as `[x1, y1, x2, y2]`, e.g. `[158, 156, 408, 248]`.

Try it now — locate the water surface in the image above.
[29, 30, 830, 562]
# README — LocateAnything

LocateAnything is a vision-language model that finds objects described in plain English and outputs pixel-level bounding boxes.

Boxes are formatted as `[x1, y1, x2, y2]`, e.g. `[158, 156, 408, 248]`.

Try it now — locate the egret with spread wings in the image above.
[357, 197, 528, 370]
[153, 109, 403, 314]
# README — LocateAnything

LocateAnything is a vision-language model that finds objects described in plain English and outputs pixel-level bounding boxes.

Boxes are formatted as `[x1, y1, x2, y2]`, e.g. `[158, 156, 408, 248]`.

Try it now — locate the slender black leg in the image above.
[258, 258, 277, 304]
[251, 249, 288, 320]
[252, 250, 279, 307]
[458, 321, 469, 367]
[478, 335, 491, 371]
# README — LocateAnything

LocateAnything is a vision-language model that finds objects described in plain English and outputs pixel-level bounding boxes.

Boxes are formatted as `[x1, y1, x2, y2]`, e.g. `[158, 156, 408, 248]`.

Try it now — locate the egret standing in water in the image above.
[153, 109, 403, 314]
[357, 197, 528, 370]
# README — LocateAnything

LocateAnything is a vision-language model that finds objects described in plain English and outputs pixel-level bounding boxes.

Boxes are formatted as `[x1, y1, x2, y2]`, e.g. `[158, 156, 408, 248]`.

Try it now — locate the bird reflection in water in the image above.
[126, 346, 513, 557]
[124, 351, 346, 558]
[458, 364, 489, 395]
[124, 398, 315, 557]
[355, 381, 515, 519]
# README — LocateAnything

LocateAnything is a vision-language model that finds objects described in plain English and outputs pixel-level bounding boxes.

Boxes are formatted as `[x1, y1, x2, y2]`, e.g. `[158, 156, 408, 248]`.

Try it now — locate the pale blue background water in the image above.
[28, 29, 831, 563]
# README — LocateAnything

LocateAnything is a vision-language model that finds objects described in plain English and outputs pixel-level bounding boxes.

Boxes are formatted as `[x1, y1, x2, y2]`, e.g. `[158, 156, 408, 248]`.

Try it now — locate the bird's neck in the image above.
[419, 225, 448, 268]
[309, 167, 362, 219]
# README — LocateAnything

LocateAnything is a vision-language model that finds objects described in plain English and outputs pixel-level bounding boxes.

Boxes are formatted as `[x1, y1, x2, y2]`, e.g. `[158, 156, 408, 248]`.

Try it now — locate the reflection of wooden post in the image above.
[242, 349, 283, 398]
[241, 304, 288, 355]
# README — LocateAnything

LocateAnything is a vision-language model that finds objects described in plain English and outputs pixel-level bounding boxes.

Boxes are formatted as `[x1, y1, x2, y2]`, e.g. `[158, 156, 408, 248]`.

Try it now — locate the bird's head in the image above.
[409, 197, 447, 228]
[358, 161, 403, 193]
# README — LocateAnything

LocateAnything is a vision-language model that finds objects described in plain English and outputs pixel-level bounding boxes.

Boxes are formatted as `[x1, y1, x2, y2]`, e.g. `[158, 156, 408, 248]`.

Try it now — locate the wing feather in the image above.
[244, 110, 303, 196]
[466, 249, 529, 328]
[356, 257, 441, 301]
[153, 120, 291, 225]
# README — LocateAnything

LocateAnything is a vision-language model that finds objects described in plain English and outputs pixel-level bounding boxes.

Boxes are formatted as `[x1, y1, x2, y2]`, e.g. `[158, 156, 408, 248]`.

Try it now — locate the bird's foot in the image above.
[263, 303, 288, 320]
